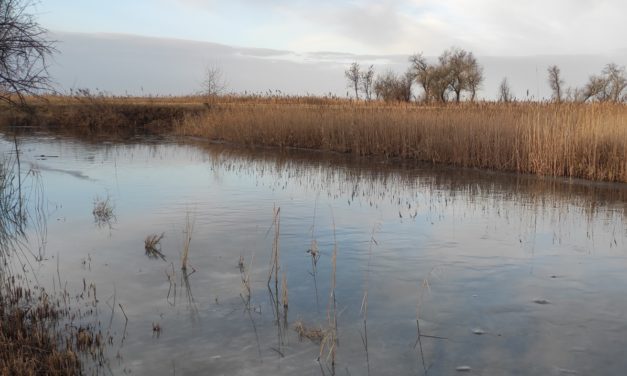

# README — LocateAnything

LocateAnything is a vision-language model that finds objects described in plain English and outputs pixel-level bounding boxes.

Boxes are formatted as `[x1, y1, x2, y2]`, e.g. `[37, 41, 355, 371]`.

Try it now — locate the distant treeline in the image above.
[343, 47, 627, 103]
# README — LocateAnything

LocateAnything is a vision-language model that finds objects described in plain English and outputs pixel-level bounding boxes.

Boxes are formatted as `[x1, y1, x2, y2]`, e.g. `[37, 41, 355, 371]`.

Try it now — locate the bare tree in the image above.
[409, 55, 447, 103]
[345, 62, 361, 99]
[547, 65, 564, 102]
[0, 0, 56, 106]
[373, 70, 412, 102]
[439, 48, 463, 102]
[498, 78, 513, 102]
[582, 74, 608, 102]
[579, 63, 627, 102]
[410, 48, 483, 103]
[578, 63, 626, 102]
[431, 64, 453, 103]
[439, 47, 483, 103]
[360, 65, 374, 100]
[603, 63, 627, 102]
[466, 58, 483, 102]
[201, 65, 226, 97]
[373, 70, 396, 102]
[409, 53, 431, 102]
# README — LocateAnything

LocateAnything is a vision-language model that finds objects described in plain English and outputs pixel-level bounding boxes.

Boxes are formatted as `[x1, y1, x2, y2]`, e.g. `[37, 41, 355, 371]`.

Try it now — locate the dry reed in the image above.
[267, 206, 282, 324]
[267, 206, 281, 288]
[181, 212, 194, 272]
[281, 272, 288, 310]
[360, 223, 380, 375]
[318, 215, 339, 367]
[175, 101, 627, 182]
[239, 255, 252, 305]
[4, 96, 625, 182]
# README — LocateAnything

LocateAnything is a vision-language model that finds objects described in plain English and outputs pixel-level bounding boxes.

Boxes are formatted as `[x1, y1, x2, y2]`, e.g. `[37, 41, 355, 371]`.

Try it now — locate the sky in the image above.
[34, 0, 627, 98]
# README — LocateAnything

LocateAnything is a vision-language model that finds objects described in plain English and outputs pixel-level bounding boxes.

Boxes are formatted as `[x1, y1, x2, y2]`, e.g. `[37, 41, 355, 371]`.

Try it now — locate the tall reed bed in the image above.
[3, 97, 625, 182]
[176, 102, 627, 182]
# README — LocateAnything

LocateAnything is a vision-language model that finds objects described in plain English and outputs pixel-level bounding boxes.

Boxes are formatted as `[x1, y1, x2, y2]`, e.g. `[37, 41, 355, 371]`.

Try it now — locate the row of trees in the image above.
[546, 63, 627, 103]
[347, 49, 626, 103]
[499, 63, 627, 103]
[345, 47, 484, 103]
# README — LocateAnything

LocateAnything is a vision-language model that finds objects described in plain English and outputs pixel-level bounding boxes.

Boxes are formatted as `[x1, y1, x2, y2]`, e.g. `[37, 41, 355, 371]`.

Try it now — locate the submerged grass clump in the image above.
[294, 320, 326, 343]
[145, 232, 166, 260]
[92, 195, 115, 227]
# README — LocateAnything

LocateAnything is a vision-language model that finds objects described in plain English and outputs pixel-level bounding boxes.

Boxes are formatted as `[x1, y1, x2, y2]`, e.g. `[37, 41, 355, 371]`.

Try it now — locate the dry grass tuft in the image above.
[294, 320, 326, 343]
[145, 233, 166, 260]
[92, 195, 115, 227]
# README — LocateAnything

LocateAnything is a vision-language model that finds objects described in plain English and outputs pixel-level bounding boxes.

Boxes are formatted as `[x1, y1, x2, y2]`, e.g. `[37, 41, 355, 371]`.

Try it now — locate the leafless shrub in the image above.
[581, 63, 627, 102]
[498, 77, 513, 102]
[201, 65, 226, 97]
[345, 62, 361, 99]
[374, 70, 412, 102]
[360, 65, 375, 100]
[547, 65, 564, 102]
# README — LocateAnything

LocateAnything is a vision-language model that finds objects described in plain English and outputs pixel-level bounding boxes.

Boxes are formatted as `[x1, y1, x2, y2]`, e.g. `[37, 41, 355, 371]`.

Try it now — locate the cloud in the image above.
[415, 0, 627, 55]
[50, 31, 623, 101]
[172, 0, 627, 56]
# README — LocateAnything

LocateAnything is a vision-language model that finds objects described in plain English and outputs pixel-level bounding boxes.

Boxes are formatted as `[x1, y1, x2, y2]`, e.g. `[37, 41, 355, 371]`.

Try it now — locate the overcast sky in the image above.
[36, 1, 627, 98]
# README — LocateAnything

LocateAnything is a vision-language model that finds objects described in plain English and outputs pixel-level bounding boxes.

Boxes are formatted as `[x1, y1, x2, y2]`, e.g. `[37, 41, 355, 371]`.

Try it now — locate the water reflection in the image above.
[1, 133, 626, 375]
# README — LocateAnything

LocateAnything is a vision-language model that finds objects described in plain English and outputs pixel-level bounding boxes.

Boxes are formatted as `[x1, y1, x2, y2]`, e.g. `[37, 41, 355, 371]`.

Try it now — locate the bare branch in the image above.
[0, 0, 56, 107]
[344, 62, 360, 100]
[359, 65, 374, 101]
[547, 65, 564, 102]
[498, 77, 513, 102]
[201, 65, 226, 97]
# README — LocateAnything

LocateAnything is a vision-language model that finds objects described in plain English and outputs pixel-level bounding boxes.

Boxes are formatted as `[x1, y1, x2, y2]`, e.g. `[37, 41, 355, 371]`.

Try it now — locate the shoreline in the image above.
[1, 96, 626, 183]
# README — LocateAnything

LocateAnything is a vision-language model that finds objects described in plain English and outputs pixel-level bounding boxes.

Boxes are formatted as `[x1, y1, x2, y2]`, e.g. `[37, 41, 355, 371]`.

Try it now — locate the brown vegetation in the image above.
[0, 275, 107, 375]
[176, 99, 627, 182]
[0, 92, 204, 138]
[145, 233, 166, 260]
[294, 320, 326, 343]
[1, 95, 626, 182]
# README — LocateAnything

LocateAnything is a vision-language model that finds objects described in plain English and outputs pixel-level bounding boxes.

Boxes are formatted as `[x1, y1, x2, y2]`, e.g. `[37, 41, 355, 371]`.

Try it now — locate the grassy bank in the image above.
[2, 96, 626, 182]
